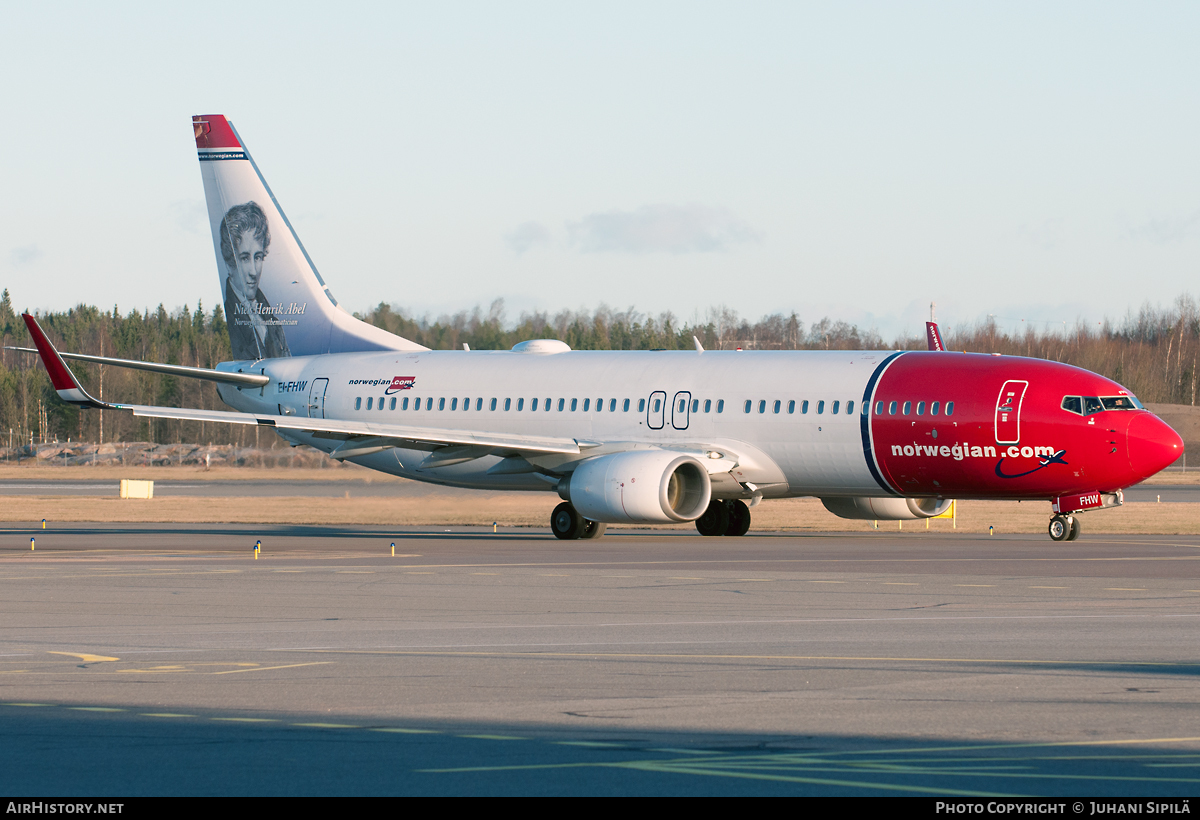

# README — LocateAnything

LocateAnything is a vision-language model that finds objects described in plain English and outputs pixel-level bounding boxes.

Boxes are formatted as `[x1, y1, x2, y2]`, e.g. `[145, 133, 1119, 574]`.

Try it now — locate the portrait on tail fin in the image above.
[220, 201, 291, 360]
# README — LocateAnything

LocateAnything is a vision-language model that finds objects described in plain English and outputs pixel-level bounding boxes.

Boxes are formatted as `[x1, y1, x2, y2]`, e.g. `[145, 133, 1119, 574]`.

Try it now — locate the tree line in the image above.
[2, 289, 1197, 446]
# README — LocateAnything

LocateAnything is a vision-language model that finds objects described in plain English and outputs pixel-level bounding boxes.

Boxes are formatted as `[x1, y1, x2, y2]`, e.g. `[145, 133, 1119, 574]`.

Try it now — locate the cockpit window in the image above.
[1083, 397, 1104, 415]
[1061, 396, 1082, 415]
[1101, 396, 1141, 410]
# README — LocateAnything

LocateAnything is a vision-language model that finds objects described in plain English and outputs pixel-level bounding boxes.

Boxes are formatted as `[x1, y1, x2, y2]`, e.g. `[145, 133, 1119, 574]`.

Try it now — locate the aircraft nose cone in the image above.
[1127, 413, 1183, 480]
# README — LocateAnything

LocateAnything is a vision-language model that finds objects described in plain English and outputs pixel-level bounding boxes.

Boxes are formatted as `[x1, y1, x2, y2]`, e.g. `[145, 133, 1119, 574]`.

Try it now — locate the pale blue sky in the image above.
[2, 2, 1198, 340]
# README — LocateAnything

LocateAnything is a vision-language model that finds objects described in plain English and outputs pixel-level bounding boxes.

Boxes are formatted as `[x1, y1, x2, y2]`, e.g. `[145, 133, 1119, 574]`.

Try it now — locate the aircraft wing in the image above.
[116, 402, 583, 457]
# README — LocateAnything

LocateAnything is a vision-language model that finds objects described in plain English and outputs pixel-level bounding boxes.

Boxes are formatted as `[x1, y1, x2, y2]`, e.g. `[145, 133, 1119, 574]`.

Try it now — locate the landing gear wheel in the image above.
[1048, 515, 1070, 542]
[725, 500, 751, 537]
[1066, 516, 1081, 541]
[580, 519, 607, 539]
[695, 500, 730, 536]
[551, 502, 586, 540]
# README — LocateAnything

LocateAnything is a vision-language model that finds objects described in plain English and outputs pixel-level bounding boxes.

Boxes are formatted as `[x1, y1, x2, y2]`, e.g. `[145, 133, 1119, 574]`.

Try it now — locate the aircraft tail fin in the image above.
[193, 115, 426, 359]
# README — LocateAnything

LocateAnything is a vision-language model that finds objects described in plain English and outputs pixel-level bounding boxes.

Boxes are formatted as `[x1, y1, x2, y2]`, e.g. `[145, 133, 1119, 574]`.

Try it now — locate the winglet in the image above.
[925, 322, 945, 352]
[22, 314, 109, 408]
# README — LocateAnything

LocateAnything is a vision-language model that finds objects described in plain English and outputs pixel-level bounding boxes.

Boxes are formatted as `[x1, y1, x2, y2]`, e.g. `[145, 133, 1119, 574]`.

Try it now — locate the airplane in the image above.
[15, 114, 1184, 542]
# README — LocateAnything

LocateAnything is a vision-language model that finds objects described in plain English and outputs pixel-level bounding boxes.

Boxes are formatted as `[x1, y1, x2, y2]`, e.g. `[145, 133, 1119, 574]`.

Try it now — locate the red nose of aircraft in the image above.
[1127, 413, 1184, 481]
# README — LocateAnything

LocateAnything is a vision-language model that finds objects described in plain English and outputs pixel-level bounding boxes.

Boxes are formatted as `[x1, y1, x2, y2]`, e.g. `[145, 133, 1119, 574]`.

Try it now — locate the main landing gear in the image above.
[1048, 514, 1081, 542]
[695, 499, 751, 537]
[551, 502, 607, 540]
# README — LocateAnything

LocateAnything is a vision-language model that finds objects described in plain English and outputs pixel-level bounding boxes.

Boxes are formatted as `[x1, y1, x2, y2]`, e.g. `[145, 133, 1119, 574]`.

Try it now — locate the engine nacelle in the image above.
[566, 451, 712, 524]
[821, 496, 953, 520]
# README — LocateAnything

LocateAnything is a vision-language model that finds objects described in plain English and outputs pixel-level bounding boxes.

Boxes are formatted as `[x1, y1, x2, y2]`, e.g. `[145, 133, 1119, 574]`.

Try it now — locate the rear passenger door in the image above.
[671, 391, 691, 430]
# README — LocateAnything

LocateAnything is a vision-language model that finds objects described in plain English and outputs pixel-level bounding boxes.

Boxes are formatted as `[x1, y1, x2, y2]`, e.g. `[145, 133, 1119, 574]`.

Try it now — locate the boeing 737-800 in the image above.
[18, 115, 1184, 541]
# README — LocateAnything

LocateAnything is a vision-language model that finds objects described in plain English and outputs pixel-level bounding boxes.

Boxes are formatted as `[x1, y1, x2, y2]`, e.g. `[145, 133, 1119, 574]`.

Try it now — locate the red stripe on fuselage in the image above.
[868, 352, 1180, 498]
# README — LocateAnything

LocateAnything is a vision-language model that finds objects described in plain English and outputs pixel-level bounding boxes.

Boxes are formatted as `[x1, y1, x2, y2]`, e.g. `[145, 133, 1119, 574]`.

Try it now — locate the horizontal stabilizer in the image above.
[6, 343, 269, 387]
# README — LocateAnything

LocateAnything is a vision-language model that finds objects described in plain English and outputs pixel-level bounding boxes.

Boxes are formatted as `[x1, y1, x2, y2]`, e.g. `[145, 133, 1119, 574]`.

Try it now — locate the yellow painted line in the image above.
[69, 707, 124, 712]
[0, 670, 29, 675]
[212, 717, 277, 723]
[47, 652, 119, 663]
[292, 722, 359, 729]
[371, 727, 440, 734]
[141, 713, 194, 718]
[296, 648, 1198, 668]
[457, 734, 527, 741]
[4, 703, 49, 707]
[212, 662, 332, 675]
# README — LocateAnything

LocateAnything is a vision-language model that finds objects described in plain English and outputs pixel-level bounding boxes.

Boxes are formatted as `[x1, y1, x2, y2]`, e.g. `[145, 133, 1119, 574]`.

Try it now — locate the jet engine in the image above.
[564, 451, 712, 524]
[820, 496, 952, 520]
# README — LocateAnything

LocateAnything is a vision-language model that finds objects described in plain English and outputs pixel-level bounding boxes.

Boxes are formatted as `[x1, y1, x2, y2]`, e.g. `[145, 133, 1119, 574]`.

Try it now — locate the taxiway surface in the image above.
[1, 524, 1198, 795]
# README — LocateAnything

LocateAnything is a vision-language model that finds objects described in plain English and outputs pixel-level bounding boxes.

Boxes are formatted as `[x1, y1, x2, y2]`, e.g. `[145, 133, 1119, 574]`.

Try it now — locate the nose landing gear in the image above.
[1048, 514, 1081, 542]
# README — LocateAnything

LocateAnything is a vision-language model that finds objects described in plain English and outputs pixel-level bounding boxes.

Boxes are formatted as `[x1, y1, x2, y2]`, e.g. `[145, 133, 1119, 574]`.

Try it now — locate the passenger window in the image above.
[451, 398, 458, 411]
[817, 400, 825, 414]
[802, 400, 809, 414]
[916, 401, 924, 416]
[846, 400, 854, 415]
[490, 398, 497, 411]
[390, 397, 397, 410]
[438, 398, 445, 411]
[692, 399, 699, 413]
[787, 400, 795, 414]
[531, 398, 539, 411]
[717, 400, 724, 413]
[758, 400, 766, 414]
[367, 397, 374, 410]
[945, 401, 954, 416]
[463, 397, 469, 411]
[596, 398, 603, 411]
[624, 399, 631, 412]
[517, 398, 524, 411]
[401, 397, 409, 410]
[638, 399, 645, 412]
[583, 399, 590, 411]
[505, 398, 512, 411]
[902, 401, 911, 415]
[875, 401, 883, 415]
[744, 400, 752, 413]
[545, 398, 551, 411]
[889, 401, 897, 415]
[1061, 396, 1082, 415]
[705, 399, 712, 413]
[832, 400, 840, 414]
[559, 399, 566, 411]
[379, 397, 385, 411]
[355, 397, 362, 410]
[931, 401, 940, 416]
[425, 397, 433, 411]
[476, 398, 483, 411]
[610, 399, 617, 412]
[1084, 397, 1103, 415]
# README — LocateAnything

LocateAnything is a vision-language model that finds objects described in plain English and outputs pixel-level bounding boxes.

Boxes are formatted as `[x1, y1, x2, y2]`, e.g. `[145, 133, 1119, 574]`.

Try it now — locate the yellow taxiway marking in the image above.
[212, 717, 277, 723]
[212, 662, 332, 675]
[69, 707, 124, 712]
[141, 713, 195, 718]
[47, 652, 119, 663]
[296, 648, 1198, 668]
[0, 670, 29, 675]
[3, 703, 50, 707]
[292, 722, 358, 729]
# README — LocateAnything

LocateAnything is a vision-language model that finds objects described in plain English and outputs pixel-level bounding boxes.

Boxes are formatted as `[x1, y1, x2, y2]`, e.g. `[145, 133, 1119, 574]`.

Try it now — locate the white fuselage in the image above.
[217, 348, 895, 498]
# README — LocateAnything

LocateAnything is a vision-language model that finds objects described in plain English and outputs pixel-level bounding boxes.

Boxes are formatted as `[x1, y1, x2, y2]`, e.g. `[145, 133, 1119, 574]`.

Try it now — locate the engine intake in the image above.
[566, 451, 712, 524]
[821, 496, 953, 520]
